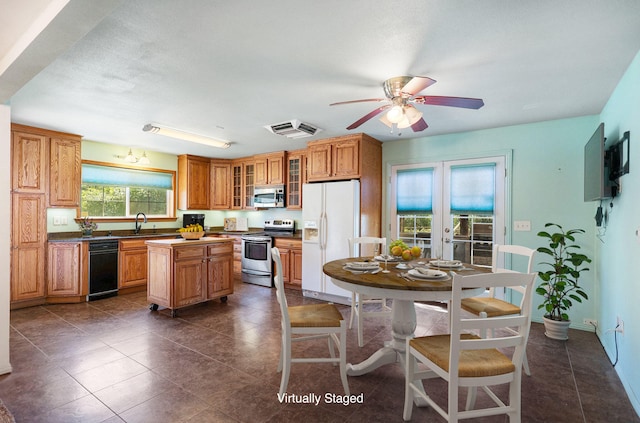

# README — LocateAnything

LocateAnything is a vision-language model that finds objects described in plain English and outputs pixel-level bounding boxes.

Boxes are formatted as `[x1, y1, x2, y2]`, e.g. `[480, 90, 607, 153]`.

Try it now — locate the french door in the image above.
[390, 156, 505, 267]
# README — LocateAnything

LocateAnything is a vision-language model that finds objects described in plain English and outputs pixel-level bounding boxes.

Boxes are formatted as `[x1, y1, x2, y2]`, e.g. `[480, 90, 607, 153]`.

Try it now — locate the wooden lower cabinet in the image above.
[47, 242, 88, 303]
[274, 238, 302, 289]
[146, 238, 234, 316]
[118, 237, 167, 294]
[217, 234, 242, 275]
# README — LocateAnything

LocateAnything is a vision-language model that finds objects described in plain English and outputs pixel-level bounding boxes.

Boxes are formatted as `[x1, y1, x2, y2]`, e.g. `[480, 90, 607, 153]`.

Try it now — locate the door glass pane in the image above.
[397, 214, 432, 256]
[451, 214, 494, 267]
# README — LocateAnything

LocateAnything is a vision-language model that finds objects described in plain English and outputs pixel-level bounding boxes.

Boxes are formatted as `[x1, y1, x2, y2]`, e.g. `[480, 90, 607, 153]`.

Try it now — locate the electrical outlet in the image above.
[583, 318, 597, 327]
[53, 216, 61, 225]
[513, 220, 531, 231]
[616, 316, 624, 335]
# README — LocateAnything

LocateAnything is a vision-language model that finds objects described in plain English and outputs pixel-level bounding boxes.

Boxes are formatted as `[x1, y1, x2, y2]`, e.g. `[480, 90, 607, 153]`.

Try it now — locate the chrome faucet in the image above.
[134, 212, 147, 234]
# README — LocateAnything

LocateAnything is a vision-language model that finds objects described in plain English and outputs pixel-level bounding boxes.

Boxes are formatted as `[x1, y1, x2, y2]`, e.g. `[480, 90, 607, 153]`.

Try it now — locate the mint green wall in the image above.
[598, 49, 640, 413]
[382, 115, 600, 330]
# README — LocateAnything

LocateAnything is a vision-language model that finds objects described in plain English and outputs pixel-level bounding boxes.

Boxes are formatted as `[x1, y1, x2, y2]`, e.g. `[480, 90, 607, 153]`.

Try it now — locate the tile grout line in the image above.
[565, 341, 588, 423]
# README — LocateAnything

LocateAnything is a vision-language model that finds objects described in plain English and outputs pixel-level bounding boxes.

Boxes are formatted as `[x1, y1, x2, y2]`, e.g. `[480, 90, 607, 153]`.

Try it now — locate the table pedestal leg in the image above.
[347, 299, 428, 405]
[346, 299, 416, 375]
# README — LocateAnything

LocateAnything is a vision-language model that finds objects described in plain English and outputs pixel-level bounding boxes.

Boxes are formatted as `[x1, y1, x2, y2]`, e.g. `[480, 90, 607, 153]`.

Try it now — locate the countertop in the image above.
[145, 237, 234, 246]
[47, 227, 302, 242]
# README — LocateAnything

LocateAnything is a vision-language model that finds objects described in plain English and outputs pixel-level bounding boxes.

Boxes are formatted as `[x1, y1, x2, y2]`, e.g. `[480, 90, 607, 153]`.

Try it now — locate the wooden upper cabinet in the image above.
[307, 142, 332, 180]
[11, 131, 48, 193]
[49, 137, 81, 207]
[254, 152, 285, 185]
[333, 137, 359, 178]
[178, 155, 210, 210]
[286, 149, 306, 209]
[267, 152, 285, 185]
[244, 160, 255, 209]
[231, 160, 244, 209]
[254, 156, 268, 186]
[307, 135, 361, 182]
[210, 159, 231, 209]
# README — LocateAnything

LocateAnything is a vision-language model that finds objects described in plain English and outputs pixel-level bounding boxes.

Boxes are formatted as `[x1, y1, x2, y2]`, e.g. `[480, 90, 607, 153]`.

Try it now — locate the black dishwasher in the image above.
[88, 240, 119, 301]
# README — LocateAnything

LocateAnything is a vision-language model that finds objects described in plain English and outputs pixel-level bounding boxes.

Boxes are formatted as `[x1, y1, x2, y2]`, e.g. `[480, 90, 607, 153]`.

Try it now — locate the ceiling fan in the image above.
[330, 76, 484, 132]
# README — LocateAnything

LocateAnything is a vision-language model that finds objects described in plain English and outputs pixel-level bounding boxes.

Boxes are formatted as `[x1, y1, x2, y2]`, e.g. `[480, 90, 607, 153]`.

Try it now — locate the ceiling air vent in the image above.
[265, 119, 322, 139]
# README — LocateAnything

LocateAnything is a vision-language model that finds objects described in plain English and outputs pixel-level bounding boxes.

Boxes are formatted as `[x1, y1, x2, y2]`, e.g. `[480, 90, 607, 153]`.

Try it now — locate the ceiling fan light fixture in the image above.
[386, 105, 404, 124]
[142, 124, 231, 149]
[379, 113, 393, 128]
[404, 106, 422, 123]
[396, 107, 423, 128]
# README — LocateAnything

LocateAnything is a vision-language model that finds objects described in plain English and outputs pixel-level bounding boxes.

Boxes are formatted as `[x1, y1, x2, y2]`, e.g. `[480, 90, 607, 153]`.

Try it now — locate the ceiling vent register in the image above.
[265, 119, 322, 138]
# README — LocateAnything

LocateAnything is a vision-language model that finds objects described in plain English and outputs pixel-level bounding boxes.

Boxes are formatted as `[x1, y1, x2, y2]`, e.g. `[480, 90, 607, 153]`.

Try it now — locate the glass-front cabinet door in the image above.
[286, 150, 306, 209]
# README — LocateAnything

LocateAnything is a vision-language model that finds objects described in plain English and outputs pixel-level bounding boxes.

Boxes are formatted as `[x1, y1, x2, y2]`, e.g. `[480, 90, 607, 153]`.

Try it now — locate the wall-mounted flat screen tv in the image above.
[584, 123, 612, 202]
[608, 131, 630, 180]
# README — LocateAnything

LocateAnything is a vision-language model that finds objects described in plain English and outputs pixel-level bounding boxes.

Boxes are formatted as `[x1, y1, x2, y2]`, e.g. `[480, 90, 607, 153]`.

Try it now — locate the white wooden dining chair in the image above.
[459, 244, 536, 375]
[272, 247, 349, 396]
[404, 271, 536, 422]
[347, 237, 391, 347]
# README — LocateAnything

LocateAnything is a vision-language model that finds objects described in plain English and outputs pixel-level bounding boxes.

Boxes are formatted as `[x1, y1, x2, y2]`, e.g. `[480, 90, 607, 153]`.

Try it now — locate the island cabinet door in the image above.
[147, 246, 172, 307]
[207, 242, 233, 298]
[173, 246, 207, 308]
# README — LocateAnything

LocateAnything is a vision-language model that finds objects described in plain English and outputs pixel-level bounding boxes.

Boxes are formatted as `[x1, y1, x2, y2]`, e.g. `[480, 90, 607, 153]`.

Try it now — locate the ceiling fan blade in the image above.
[401, 76, 437, 96]
[413, 95, 484, 109]
[330, 98, 387, 106]
[346, 106, 389, 130]
[411, 118, 428, 132]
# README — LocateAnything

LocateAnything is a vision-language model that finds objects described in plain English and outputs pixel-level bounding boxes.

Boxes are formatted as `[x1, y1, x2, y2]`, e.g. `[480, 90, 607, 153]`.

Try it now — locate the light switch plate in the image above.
[514, 220, 531, 231]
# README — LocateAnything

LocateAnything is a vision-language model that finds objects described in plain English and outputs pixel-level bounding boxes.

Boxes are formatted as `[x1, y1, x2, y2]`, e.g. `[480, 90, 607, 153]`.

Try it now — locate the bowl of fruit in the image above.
[389, 239, 422, 261]
[178, 223, 205, 240]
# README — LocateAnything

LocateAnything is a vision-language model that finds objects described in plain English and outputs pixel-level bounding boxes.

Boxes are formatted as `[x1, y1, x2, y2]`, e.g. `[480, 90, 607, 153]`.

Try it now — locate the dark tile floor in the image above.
[1, 279, 638, 422]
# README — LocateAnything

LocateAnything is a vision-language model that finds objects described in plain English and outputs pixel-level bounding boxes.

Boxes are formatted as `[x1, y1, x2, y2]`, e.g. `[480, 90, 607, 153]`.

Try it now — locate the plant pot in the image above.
[543, 316, 571, 340]
[82, 230, 93, 237]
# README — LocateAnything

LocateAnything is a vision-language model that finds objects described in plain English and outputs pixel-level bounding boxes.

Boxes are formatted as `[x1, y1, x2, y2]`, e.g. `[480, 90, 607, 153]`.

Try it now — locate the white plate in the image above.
[408, 268, 448, 279]
[345, 261, 380, 270]
[395, 263, 410, 269]
[428, 260, 463, 268]
[374, 255, 400, 262]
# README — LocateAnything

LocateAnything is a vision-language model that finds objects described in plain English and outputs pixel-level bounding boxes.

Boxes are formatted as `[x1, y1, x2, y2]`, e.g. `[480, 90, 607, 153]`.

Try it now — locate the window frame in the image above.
[78, 159, 177, 224]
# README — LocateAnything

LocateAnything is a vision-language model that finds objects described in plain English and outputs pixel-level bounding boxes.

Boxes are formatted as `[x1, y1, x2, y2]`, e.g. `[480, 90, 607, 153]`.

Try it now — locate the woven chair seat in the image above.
[410, 334, 515, 378]
[288, 303, 343, 327]
[461, 297, 520, 318]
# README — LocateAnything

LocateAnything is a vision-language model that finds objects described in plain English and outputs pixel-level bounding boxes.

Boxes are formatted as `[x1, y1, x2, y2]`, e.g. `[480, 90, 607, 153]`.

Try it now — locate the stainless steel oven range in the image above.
[241, 219, 295, 287]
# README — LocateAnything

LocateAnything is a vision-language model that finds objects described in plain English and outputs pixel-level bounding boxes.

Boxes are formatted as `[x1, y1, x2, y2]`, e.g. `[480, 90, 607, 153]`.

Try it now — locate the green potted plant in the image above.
[536, 223, 591, 340]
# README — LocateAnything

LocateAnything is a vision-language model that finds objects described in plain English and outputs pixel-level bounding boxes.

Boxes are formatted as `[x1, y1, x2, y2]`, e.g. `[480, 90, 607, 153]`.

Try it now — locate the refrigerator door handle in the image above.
[320, 212, 328, 250]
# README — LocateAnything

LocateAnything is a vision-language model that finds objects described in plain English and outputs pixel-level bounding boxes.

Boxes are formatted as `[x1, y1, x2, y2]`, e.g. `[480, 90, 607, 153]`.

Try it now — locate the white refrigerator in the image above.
[302, 180, 360, 305]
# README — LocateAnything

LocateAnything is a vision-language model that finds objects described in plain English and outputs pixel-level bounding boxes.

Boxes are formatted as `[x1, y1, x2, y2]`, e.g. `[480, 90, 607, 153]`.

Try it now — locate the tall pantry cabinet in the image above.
[10, 124, 82, 309]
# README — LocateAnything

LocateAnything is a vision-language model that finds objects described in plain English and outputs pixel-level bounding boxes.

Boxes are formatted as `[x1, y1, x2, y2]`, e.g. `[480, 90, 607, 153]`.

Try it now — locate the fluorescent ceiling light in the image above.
[143, 124, 231, 149]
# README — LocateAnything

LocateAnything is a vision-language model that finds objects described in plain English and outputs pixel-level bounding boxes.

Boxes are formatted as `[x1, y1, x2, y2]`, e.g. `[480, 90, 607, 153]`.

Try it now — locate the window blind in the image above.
[397, 168, 433, 213]
[82, 164, 173, 189]
[450, 164, 495, 213]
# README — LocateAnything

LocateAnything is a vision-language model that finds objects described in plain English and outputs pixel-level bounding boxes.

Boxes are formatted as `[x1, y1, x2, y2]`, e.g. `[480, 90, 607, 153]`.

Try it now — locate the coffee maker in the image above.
[182, 213, 205, 228]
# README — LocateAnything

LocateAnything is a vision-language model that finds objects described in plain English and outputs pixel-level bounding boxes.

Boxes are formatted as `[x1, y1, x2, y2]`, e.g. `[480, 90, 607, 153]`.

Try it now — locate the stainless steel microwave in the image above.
[253, 185, 285, 208]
